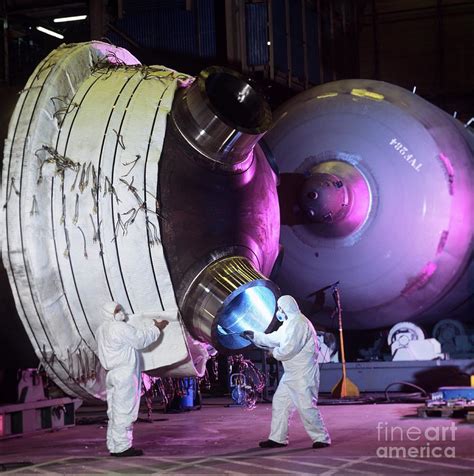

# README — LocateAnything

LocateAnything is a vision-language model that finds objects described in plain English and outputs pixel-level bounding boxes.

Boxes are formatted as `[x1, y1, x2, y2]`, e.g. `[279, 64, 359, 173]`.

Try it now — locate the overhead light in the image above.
[54, 15, 87, 23]
[36, 26, 64, 39]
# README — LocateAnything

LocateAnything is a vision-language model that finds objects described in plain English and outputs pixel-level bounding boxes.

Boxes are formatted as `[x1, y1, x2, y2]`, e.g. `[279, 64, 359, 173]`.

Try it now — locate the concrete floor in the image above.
[1, 398, 474, 475]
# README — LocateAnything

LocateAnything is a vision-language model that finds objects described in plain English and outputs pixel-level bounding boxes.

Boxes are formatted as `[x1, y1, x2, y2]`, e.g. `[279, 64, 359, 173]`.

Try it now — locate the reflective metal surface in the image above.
[180, 256, 279, 353]
[282, 160, 372, 238]
[160, 60, 280, 354]
[264, 79, 474, 329]
[159, 102, 280, 328]
[171, 66, 272, 171]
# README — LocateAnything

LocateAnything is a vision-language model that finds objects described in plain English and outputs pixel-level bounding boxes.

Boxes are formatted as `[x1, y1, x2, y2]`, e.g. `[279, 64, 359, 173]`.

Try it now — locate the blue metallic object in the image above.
[230, 373, 247, 406]
[435, 387, 474, 401]
[215, 285, 278, 350]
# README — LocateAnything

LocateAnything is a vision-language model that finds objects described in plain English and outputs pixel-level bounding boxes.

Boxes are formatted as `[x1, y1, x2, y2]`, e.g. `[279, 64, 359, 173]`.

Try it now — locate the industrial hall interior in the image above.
[0, 0, 473, 474]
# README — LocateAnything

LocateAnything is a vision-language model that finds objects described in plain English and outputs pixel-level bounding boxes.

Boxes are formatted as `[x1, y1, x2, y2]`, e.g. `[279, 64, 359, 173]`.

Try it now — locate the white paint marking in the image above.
[214, 456, 306, 475]
[4, 456, 77, 474]
[266, 455, 334, 470]
[267, 455, 381, 475]
[319, 456, 373, 476]
[332, 456, 421, 473]
[153, 456, 246, 475]
[388, 457, 474, 471]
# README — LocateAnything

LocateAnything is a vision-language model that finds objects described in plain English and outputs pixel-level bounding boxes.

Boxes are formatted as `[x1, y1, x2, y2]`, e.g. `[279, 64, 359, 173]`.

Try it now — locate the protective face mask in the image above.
[114, 310, 126, 322]
[276, 310, 287, 322]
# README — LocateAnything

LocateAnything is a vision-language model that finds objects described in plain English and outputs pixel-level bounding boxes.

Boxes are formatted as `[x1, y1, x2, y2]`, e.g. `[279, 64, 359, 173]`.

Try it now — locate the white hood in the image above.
[277, 295, 300, 319]
[102, 301, 124, 321]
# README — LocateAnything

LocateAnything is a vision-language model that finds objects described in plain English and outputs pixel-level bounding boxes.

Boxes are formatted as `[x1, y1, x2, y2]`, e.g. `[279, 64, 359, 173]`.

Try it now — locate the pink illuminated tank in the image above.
[263, 80, 474, 329]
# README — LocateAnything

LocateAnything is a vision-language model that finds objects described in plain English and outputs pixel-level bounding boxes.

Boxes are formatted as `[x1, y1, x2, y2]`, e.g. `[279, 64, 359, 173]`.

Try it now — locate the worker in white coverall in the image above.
[242, 295, 331, 449]
[97, 301, 169, 457]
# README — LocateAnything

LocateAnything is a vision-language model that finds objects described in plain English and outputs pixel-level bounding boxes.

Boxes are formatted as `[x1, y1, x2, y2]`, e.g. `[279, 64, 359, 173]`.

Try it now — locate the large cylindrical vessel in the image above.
[1, 42, 280, 400]
[263, 79, 473, 329]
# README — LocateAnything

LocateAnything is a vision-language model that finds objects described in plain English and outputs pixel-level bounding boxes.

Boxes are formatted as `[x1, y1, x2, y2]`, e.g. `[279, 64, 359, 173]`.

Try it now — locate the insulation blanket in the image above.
[1, 41, 203, 401]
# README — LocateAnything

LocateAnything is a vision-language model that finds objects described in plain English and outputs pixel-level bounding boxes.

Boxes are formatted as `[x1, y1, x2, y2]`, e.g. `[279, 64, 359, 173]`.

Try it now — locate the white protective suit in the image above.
[96, 301, 161, 454]
[252, 295, 331, 445]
